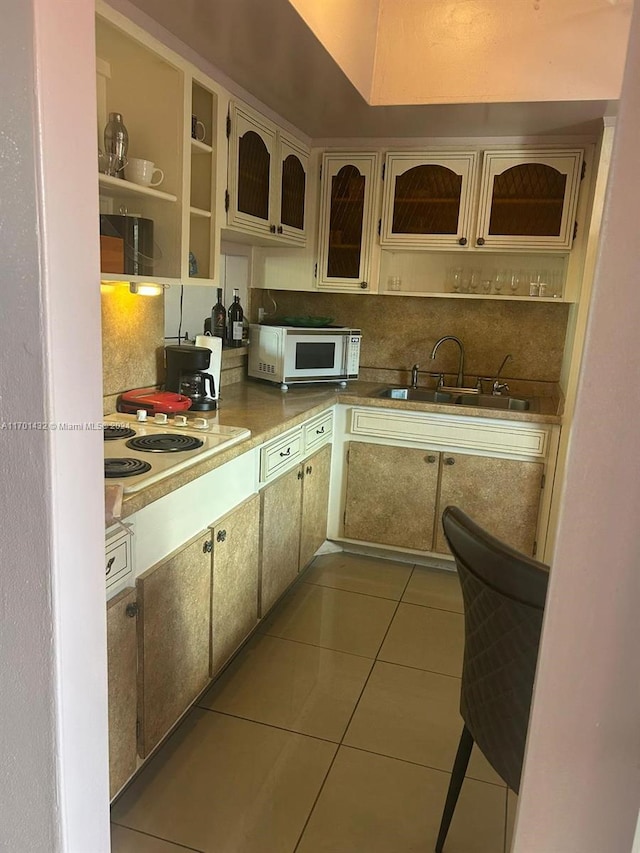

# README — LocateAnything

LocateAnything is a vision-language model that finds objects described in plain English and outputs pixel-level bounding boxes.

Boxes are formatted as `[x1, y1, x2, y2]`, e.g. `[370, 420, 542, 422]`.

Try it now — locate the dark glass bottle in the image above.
[211, 288, 226, 339]
[227, 288, 244, 348]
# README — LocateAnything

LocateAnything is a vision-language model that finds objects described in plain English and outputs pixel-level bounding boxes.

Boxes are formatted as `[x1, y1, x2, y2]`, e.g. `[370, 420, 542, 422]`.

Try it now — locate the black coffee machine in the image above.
[165, 345, 218, 411]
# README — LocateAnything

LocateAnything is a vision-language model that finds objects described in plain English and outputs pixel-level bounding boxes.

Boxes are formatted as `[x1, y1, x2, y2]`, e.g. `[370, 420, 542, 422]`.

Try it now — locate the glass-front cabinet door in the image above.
[227, 102, 277, 237]
[380, 152, 478, 249]
[317, 152, 380, 291]
[277, 132, 309, 245]
[475, 149, 584, 250]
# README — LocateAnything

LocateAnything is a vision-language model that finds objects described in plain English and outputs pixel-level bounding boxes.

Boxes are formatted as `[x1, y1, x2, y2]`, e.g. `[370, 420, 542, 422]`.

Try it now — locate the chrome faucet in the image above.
[430, 336, 465, 388]
[492, 353, 512, 396]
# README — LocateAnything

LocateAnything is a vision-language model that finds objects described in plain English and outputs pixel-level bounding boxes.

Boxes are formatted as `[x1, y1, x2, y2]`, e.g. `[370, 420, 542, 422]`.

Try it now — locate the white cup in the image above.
[126, 158, 164, 187]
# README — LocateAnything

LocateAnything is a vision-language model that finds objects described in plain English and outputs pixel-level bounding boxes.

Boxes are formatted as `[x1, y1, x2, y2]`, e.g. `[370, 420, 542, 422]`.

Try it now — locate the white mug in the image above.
[126, 158, 164, 187]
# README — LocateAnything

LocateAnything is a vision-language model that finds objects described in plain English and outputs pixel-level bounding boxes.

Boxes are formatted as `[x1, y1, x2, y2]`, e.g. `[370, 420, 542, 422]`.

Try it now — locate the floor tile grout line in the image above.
[375, 655, 462, 680]
[111, 822, 206, 852]
[256, 628, 380, 660]
[303, 578, 409, 603]
[291, 743, 342, 853]
[335, 742, 508, 789]
[195, 705, 345, 747]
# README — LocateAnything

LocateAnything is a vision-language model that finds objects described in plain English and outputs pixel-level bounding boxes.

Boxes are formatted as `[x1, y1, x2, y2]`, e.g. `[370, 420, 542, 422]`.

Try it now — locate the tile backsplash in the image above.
[251, 290, 569, 384]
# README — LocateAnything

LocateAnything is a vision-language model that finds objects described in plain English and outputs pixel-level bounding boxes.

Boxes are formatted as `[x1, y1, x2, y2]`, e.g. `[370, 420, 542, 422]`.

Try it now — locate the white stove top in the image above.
[103, 412, 251, 493]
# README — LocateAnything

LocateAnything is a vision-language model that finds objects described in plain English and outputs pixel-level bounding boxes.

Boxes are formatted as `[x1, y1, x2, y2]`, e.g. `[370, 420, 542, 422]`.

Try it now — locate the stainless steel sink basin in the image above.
[378, 387, 454, 403]
[454, 393, 531, 411]
[377, 387, 532, 411]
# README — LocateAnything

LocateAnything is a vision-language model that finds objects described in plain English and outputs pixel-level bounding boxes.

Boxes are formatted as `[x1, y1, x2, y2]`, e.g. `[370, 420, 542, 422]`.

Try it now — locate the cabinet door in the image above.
[260, 465, 303, 616]
[317, 152, 380, 291]
[343, 442, 441, 551]
[435, 453, 544, 557]
[136, 531, 212, 758]
[107, 587, 138, 800]
[277, 132, 309, 245]
[211, 494, 260, 675]
[380, 152, 478, 249]
[299, 444, 332, 570]
[475, 149, 583, 250]
[227, 103, 277, 236]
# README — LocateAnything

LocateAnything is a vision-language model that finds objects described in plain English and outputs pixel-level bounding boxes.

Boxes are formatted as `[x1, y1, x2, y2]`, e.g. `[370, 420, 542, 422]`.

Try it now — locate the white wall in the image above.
[514, 6, 640, 852]
[0, 1, 109, 851]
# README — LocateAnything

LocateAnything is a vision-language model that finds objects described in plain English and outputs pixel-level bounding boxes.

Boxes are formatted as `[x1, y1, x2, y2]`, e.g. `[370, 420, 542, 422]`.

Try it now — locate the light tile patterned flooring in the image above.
[111, 552, 516, 853]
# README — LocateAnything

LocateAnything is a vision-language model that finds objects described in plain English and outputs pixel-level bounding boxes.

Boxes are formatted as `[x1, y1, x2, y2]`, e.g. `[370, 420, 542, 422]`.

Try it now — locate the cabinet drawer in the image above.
[260, 428, 303, 483]
[303, 411, 334, 453]
[105, 531, 133, 593]
[349, 407, 548, 458]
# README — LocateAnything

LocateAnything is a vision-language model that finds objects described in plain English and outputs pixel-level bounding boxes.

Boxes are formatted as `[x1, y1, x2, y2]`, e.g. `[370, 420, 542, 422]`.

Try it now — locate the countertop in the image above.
[112, 378, 562, 521]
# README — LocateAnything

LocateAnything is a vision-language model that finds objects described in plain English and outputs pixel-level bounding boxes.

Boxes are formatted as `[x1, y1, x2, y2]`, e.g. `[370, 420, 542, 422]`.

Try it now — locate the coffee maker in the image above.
[165, 339, 221, 411]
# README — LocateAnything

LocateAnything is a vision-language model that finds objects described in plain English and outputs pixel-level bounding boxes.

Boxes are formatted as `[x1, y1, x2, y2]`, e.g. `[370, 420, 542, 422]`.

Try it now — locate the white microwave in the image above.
[248, 324, 362, 390]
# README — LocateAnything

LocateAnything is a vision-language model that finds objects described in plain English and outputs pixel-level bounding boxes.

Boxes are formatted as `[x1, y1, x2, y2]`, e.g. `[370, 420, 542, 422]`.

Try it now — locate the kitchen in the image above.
[1, 1, 640, 849]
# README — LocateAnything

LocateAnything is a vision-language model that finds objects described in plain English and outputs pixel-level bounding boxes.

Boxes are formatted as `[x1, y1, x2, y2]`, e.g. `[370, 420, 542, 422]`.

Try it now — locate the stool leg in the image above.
[435, 725, 474, 853]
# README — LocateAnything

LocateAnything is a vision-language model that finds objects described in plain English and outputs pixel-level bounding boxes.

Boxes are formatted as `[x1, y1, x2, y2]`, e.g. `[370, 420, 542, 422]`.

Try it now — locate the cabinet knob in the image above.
[444, 457, 456, 465]
[426, 455, 436, 464]
[216, 530, 227, 543]
[279, 447, 291, 457]
[203, 539, 213, 553]
[269, 224, 276, 234]
[476, 237, 485, 246]
[125, 602, 139, 618]
[105, 556, 116, 576]
[306, 465, 313, 475]
[359, 281, 368, 289]
[297, 469, 303, 480]
[277, 225, 283, 234]
[458, 237, 467, 246]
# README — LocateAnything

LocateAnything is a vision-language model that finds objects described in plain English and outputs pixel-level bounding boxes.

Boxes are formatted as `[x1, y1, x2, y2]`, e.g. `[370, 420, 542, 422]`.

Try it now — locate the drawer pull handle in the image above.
[202, 539, 213, 553]
[426, 455, 436, 464]
[445, 457, 456, 465]
[316, 426, 325, 435]
[125, 602, 139, 618]
[217, 529, 227, 543]
[306, 465, 312, 475]
[105, 556, 116, 576]
[279, 448, 291, 457]
[297, 469, 303, 480]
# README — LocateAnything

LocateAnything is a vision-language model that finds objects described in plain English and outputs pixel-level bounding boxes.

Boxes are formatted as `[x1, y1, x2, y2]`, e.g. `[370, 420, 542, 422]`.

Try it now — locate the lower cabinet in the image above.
[136, 530, 213, 758]
[106, 587, 138, 799]
[343, 439, 544, 558]
[211, 494, 260, 676]
[260, 444, 332, 616]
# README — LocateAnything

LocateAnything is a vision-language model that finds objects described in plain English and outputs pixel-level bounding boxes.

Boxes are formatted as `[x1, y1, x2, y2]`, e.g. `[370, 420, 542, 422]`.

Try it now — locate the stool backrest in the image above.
[442, 506, 549, 792]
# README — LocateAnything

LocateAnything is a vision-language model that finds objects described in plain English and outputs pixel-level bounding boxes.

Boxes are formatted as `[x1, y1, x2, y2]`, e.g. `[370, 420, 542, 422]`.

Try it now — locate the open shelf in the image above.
[99, 174, 177, 203]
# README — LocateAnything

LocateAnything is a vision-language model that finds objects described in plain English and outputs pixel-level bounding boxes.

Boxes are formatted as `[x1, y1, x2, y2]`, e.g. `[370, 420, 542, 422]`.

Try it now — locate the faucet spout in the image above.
[430, 336, 465, 388]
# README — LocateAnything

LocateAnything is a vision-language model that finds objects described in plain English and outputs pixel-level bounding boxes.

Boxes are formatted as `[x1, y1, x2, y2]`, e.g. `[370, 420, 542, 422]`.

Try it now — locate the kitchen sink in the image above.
[378, 387, 455, 403]
[454, 393, 531, 411]
[377, 387, 532, 411]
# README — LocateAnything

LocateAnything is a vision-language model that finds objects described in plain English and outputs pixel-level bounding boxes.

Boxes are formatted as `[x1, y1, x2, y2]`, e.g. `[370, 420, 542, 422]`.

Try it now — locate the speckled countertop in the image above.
[113, 378, 562, 520]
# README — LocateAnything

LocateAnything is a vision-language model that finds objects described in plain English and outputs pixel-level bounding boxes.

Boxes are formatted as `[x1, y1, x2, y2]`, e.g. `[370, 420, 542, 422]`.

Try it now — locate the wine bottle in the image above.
[227, 288, 244, 348]
[211, 288, 226, 339]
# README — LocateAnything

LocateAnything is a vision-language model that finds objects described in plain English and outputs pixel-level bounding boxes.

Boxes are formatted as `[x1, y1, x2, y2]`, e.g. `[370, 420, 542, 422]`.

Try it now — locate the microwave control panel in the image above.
[347, 336, 361, 377]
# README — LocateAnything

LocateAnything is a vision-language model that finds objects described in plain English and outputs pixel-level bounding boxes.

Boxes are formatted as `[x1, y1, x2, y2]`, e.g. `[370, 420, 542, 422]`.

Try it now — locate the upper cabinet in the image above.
[380, 147, 583, 253]
[226, 102, 309, 246]
[380, 152, 479, 249]
[475, 149, 584, 251]
[316, 152, 381, 291]
[96, 4, 223, 286]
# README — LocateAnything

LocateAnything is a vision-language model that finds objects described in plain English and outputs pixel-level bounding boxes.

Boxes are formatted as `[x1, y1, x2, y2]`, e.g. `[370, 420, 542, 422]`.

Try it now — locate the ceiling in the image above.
[125, 0, 616, 139]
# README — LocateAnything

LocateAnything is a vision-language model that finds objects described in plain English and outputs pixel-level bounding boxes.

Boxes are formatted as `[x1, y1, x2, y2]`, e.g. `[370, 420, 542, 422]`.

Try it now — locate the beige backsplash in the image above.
[251, 290, 569, 384]
[101, 287, 247, 414]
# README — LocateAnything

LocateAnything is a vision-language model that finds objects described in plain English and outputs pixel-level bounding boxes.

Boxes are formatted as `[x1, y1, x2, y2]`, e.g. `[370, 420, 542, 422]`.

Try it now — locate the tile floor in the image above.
[111, 552, 516, 853]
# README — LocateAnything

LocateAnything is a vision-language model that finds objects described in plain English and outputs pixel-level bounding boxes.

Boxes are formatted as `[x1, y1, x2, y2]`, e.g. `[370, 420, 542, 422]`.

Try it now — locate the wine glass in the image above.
[509, 271, 522, 296]
[493, 270, 507, 294]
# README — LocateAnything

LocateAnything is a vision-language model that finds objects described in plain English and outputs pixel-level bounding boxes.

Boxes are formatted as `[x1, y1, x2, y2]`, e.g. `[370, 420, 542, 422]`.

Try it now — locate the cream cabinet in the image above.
[136, 530, 213, 758]
[380, 151, 479, 250]
[107, 587, 138, 800]
[339, 407, 557, 560]
[211, 494, 261, 675]
[475, 149, 584, 251]
[226, 101, 309, 245]
[316, 152, 381, 291]
[96, 3, 223, 286]
[299, 444, 332, 570]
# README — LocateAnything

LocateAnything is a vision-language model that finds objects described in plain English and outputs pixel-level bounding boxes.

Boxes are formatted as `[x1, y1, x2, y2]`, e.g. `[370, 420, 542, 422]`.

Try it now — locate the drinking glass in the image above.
[493, 270, 507, 294]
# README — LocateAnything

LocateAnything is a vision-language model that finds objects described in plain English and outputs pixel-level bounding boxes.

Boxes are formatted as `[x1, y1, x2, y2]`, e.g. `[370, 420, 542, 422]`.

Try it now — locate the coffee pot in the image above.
[165, 345, 218, 411]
